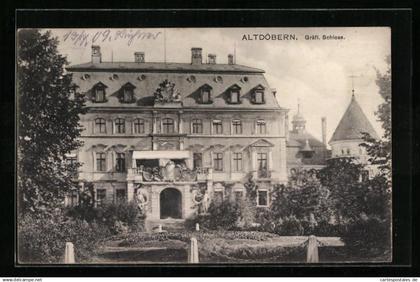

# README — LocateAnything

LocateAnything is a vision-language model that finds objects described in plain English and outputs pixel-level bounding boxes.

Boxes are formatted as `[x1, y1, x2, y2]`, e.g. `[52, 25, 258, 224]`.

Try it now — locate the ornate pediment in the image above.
[186, 144, 205, 152]
[249, 139, 274, 148]
[229, 144, 244, 151]
[154, 79, 181, 104]
[207, 144, 225, 151]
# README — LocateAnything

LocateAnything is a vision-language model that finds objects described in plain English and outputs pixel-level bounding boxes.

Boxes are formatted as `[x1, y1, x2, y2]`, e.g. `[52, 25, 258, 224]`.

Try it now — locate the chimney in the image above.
[228, 54, 234, 65]
[191, 47, 202, 65]
[91, 45, 101, 64]
[208, 54, 216, 64]
[271, 88, 277, 97]
[134, 52, 145, 63]
[321, 117, 327, 146]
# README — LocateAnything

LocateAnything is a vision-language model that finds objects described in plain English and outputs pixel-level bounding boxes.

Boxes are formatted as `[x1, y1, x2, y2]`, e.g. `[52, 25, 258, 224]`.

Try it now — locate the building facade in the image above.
[286, 105, 331, 175]
[66, 46, 288, 227]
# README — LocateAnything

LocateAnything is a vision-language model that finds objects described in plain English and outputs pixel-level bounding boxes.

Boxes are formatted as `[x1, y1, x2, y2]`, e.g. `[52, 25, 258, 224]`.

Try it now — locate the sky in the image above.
[48, 27, 390, 146]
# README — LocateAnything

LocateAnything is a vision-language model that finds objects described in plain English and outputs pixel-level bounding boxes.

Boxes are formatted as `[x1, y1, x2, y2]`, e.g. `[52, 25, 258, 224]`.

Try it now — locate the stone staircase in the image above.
[145, 218, 186, 233]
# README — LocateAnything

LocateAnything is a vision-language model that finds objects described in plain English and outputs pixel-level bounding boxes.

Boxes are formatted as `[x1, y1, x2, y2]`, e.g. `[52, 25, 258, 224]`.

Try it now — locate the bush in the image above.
[274, 216, 304, 236]
[340, 216, 391, 258]
[189, 199, 240, 230]
[18, 214, 111, 263]
[312, 220, 341, 237]
[66, 201, 144, 234]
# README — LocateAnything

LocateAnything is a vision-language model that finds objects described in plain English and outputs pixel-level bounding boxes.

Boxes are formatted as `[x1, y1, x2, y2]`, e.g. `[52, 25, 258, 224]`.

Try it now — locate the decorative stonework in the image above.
[154, 80, 182, 104]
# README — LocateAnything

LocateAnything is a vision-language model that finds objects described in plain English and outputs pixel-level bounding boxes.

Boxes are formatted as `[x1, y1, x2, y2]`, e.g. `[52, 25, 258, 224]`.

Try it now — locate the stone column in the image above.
[150, 189, 160, 220]
[152, 111, 158, 134]
[268, 150, 273, 171]
[178, 110, 183, 134]
[183, 185, 192, 218]
[250, 149, 256, 171]
[179, 137, 184, 150]
[127, 181, 135, 202]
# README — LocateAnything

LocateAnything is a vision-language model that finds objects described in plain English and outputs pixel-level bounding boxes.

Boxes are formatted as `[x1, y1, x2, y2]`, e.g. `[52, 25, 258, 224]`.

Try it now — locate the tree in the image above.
[318, 157, 366, 223]
[271, 169, 331, 225]
[361, 55, 391, 180]
[17, 29, 86, 215]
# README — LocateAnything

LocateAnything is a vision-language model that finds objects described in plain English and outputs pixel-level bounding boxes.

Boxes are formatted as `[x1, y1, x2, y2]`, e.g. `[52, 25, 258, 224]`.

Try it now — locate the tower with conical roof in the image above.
[329, 93, 378, 162]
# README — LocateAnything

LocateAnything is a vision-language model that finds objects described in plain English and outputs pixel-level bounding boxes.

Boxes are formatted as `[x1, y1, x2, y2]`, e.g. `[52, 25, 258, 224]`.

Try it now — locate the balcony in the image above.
[127, 166, 212, 183]
[252, 168, 272, 180]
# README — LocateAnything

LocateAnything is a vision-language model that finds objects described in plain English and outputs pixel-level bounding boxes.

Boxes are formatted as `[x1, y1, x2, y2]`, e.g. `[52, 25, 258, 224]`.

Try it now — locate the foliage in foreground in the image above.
[66, 201, 145, 234]
[18, 213, 111, 263]
[17, 29, 86, 215]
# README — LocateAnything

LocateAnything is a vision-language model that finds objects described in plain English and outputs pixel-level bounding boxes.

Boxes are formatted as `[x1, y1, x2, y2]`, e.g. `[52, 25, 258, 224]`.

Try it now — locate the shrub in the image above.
[312, 220, 341, 237]
[254, 208, 276, 232]
[235, 198, 257, 230]
[274, 215, 304, 236]
[66, 201, 144, 233]
[190, 199, 240, 230]
[340, 216, 391, 258]
[18, 214, 111, 263]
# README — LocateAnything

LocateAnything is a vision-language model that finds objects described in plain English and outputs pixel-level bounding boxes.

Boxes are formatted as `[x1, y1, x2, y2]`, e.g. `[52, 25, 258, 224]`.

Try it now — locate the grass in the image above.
[91, 230, 355, 263]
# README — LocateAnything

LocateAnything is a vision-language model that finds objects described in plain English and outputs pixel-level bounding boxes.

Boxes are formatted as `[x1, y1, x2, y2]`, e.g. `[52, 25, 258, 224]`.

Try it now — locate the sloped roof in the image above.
[286, 130, 331, 166]
[66, 61, 281, 110]
[67, 62, 265, 74]
[329, 94, 378, 143]
[287, 131, 326, 148]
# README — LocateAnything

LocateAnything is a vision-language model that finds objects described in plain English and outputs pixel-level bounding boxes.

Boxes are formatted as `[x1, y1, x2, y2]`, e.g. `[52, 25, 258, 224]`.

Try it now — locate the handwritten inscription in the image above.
[62, 29, 162, 47]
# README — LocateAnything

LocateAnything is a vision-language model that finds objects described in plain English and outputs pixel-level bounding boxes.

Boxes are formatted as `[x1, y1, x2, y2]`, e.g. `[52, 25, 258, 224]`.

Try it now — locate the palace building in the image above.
[66, 46, 289, 228]
[286, 104, 331, 174]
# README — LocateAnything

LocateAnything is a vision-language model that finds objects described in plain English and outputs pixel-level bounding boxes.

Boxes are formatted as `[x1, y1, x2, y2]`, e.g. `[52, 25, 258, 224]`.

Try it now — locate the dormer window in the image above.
[119, 82, 136, 103]
[228, 84, 241, 104]
[200, 84, 213, 104]
[252, 85, 265, 104]
[92, 82, 107, 103]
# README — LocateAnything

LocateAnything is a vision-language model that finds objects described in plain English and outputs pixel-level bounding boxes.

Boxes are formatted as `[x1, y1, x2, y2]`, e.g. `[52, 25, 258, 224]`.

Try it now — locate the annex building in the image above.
[66, 46, 289, 227]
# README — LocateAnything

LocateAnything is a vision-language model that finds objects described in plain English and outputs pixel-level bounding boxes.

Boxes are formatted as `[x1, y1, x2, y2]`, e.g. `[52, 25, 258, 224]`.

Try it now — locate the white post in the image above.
[158, 224, 163, 232]
[188, 237, 199, 263]
[64, 242, 75, 264]
[195, 223, 200, 231]
[306, 235, 319, 263]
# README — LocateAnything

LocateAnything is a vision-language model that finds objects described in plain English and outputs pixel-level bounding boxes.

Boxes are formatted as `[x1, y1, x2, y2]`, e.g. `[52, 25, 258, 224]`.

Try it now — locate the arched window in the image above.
[92, 82, 107, 103]
[94, 118, 106, 134]
[200, 84, 212, 104]
[120, 82, 136, 103]
[162, 118, 175, 134]
[115, 118, 125, 134]
[252, 84, 266, 104]
[347, 148, 351, 155]
[192, 119, 203, 134]
[227, 84, 241, 104]
[133, 118, 145, 134]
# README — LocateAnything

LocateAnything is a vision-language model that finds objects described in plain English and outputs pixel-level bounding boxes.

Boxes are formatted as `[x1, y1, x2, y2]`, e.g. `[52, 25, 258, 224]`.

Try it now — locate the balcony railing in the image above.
[254, 168, 271, 179]
[127, 166, 212, 182]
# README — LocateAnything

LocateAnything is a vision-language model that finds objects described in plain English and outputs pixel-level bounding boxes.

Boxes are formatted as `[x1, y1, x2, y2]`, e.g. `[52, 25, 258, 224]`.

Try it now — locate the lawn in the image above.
[90, 230, 353, 264]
